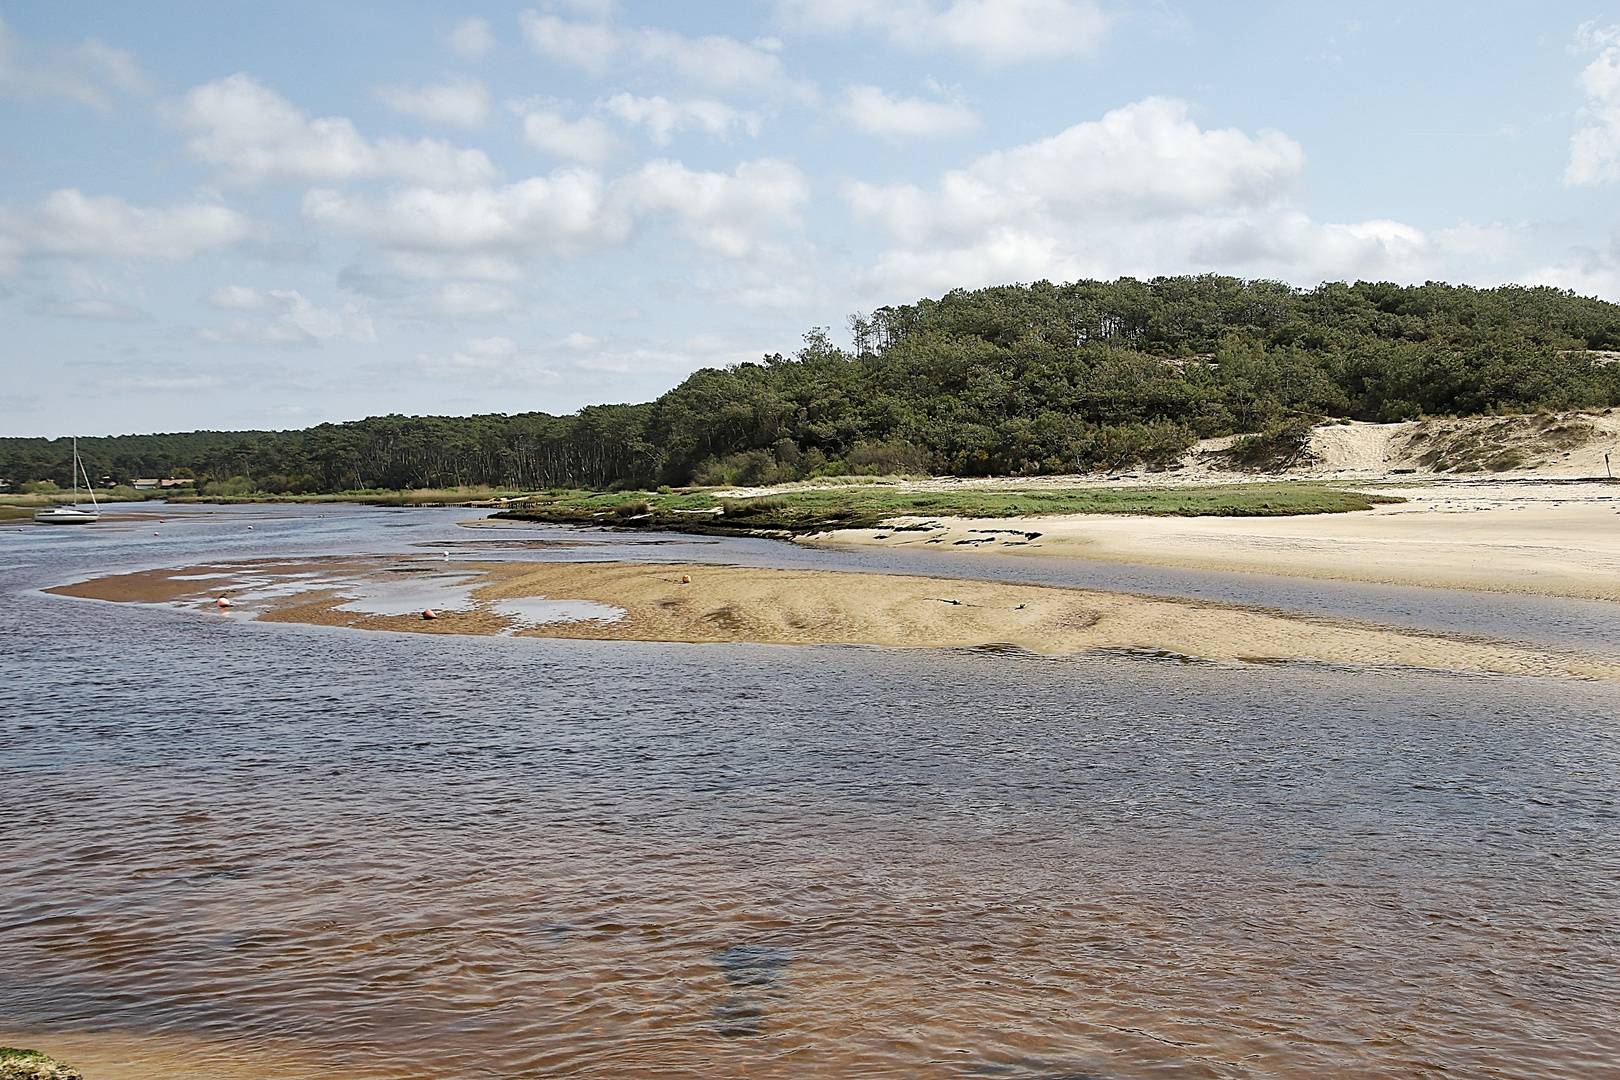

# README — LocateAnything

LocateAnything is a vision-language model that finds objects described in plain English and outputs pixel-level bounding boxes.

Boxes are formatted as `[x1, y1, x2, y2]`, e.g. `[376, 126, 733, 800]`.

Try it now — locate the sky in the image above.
[3, 1, 1620, 437]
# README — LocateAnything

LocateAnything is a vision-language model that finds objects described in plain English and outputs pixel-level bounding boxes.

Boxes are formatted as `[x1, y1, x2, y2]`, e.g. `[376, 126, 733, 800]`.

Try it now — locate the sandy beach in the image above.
[805, 481, 1620, 601]
[50, 556, 1620, 679]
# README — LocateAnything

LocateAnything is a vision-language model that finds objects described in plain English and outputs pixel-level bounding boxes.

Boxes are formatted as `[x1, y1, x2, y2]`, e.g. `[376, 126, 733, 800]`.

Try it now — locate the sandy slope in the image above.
[1173, 411, 1620, 480]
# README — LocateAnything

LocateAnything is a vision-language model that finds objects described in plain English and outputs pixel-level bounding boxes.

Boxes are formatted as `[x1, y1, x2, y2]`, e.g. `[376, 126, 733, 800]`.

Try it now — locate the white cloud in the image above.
[515, 103, 624, 163]
[302, 170, 631, 258]
[1432, 221, 1515, 262]
[409, 335, 529, 380]
[375, 78, 491, 128]
[418, 282, 525, 319]
[634, 27, 811, 99]
[776, 0, 1109, 63]
[840, 85, 978, 137]
[303, 157, 807, 264]
[603, 94, 760, 144]
[0, 17, 154, 110]
[620, 158, 810, 258]
[1180, 213, 1433, 284]
[196, 289, 375, 347]
[1567, 22, 1620, 185]
[272, 290, 376, 341]
[179, 74, 500, 187]
[380, 252, 528, 280]
[446, 17, 497, 58]
[400, 328, 753, 388]
[843, 97, 1440, 294]
[520, 11, 620, 73]
[1523, 233, 1620, 302]
[0, 188, 254, 271]
[35, 298, 150, 321]
[106, 370, 231, 392]
[197, 319, 320, 348]
[847, 98, 1302, 246]
[520, 10, 814, 100]
[207, 284, 280, 310]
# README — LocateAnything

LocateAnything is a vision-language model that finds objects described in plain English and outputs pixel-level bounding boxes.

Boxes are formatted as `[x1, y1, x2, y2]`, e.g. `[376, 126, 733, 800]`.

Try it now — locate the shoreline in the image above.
[804, 480, 1620, 602]
[48, 557, 1620, 680]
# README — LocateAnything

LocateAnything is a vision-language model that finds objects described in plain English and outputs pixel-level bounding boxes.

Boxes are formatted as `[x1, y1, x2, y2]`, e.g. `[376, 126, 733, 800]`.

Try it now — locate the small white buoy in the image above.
[422, 608, 438, 620]
[443, 550, 450, 561]
[247, 525, 253, 530]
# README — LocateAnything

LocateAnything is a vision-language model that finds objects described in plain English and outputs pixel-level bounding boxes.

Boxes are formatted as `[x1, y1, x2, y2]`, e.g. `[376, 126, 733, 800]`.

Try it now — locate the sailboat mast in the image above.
[72, 436, 79, 505]
[80, 443, 98, 510]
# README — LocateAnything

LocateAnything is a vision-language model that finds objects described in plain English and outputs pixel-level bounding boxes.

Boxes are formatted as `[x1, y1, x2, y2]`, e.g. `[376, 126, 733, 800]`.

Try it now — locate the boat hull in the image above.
[34, 507, 100, 524]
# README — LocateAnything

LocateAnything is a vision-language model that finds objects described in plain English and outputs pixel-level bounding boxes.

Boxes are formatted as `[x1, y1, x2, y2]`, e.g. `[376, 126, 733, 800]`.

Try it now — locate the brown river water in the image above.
[3, 505, 1619, 1079]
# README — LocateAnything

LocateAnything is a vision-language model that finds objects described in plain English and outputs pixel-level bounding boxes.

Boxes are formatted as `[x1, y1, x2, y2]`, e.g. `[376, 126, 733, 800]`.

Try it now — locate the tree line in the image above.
[6, 276, 1620, 494]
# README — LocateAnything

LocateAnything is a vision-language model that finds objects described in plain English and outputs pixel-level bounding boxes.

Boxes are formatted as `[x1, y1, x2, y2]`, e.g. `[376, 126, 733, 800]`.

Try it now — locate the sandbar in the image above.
[49, 557, 1620, 680]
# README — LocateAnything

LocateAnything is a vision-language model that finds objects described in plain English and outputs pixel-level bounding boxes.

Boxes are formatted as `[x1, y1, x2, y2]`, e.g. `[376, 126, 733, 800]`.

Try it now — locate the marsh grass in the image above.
[499, 482, 1404, 535]
[165, 485, 533, 506]
[0, 1048, 82, 1080]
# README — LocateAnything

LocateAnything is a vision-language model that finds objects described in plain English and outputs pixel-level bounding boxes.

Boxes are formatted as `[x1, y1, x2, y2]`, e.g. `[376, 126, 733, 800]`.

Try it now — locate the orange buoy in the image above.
[422, 609, 438, 620]
[681, 574, 692, 583]
[216, 597, 233, 608]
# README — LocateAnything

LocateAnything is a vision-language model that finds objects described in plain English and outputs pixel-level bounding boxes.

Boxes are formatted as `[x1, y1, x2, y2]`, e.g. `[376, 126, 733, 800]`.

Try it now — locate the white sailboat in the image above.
[35, 438, 101, 524]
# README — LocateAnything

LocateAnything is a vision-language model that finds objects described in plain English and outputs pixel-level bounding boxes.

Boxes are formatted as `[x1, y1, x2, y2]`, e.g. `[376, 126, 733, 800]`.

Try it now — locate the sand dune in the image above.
[1173, 411, 1620, 480]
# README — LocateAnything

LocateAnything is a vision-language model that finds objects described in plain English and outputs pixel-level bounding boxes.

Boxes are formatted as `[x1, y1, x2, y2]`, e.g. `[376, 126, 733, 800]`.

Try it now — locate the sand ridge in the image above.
[48, 557, 1620, 680]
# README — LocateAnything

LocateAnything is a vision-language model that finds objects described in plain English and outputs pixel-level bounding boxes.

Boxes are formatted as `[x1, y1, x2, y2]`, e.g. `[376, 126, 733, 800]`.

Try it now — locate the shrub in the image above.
[847, 440, 929, 476]
[693, 450, 787, 487]
[1224, 418, 1317, 471]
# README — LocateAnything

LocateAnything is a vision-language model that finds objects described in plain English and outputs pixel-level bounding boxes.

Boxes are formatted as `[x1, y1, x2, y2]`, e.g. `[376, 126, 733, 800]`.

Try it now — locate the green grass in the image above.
[496, 482, 1405, 535]
[165, 486, 533, 506]
[0, 1047, 82, 1080]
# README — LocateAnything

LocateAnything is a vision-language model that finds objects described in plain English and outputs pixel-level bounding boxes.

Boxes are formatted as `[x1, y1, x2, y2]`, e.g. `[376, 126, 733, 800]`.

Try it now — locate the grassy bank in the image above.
[162, 486, 532, 506]
[0, 489, 164, 507]
[4, 486, 526, 513]
[495, 482, 1405, 536]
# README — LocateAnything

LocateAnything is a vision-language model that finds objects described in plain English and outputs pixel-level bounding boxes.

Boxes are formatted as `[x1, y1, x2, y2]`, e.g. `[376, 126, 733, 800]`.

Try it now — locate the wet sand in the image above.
[0, 1032, 335, 1080]
[807, 482, 1620, 601]
[50, 557, 1620, 679]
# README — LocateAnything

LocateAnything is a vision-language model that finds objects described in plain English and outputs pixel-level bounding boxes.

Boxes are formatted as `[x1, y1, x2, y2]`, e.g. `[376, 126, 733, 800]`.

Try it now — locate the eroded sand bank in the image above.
[49, 557, 1620, 679]
[806, 482, 1620, 601]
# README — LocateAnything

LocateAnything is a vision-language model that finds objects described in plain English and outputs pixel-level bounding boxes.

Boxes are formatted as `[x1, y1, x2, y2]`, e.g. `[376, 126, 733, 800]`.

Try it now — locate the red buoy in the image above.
[422, 609, 438, 620]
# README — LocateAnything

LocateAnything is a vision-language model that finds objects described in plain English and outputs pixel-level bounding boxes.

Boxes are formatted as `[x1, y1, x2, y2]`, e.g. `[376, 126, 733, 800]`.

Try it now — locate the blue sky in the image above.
[2, 0, 1618, 436]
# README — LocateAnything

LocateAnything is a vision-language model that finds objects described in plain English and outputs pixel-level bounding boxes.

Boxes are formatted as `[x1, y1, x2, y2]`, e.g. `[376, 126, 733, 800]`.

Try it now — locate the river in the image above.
[3, 504, 1617, 1079]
